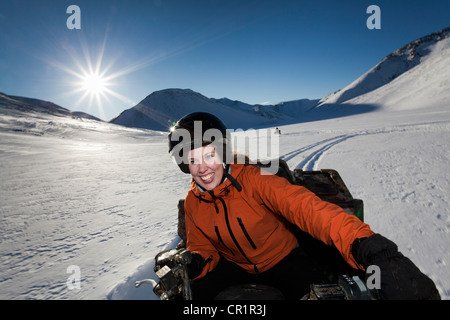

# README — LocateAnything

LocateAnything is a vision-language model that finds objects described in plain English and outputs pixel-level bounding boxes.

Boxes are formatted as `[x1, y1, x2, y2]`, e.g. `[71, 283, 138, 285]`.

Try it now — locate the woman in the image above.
[168, 112, 440, 300]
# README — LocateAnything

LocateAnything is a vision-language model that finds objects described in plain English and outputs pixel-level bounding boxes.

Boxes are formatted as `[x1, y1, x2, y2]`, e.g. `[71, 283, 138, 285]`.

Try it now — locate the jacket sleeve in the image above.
[184, 198, 221, 279]
[247, 166, 375, 270]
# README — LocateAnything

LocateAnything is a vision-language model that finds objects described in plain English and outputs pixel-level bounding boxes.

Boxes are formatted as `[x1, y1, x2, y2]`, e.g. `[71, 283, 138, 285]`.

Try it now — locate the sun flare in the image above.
[50, 35, 157, 119]
[82, 72, 107, 95]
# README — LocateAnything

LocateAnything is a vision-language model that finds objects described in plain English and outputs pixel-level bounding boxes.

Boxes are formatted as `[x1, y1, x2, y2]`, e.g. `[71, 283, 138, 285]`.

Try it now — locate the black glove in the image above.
[187, 252, 206, 279]
[352, 234, 440, 300]
[154, 248, 208, 280]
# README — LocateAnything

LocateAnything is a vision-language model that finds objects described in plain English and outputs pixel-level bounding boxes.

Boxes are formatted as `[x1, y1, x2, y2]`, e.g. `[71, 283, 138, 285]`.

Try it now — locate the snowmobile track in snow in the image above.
[281, 134, 358, 171]
[280, 119, 450, 171]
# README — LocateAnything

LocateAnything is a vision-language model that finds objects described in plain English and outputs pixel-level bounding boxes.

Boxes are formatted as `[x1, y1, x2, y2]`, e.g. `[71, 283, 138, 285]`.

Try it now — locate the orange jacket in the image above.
[184, 164, 374, 279]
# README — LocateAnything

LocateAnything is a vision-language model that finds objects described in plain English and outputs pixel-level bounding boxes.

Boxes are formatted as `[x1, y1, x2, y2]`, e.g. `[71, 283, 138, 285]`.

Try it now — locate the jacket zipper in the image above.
[214, 226, 234, 256]
[237, 217, 257, 250]
[217, 197, 259, 273]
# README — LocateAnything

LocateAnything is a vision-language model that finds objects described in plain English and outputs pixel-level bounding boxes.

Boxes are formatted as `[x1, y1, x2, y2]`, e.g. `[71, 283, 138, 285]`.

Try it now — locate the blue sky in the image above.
[0, 0, 449, 121]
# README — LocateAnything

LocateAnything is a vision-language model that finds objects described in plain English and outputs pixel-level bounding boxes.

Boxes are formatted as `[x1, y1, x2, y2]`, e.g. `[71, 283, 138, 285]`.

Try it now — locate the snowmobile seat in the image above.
[292, 169, 364, 221]
[244, 159, 364, 220]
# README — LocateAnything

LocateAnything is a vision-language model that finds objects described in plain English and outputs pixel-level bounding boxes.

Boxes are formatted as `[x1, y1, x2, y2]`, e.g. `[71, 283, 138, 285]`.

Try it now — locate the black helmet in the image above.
[168, 112, 232, 173]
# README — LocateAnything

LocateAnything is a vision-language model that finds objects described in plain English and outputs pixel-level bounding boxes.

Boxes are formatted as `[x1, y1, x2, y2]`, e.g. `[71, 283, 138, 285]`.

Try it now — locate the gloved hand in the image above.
[187, 252, 206, 279]
[154, 248, 209, 280]
[352, 234, 441, 300]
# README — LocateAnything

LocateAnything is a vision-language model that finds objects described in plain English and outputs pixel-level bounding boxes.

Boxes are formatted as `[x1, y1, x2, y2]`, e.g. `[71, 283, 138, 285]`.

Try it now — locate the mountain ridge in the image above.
[2, 27, 449, 131]
[111, 27, 450, 131]
[316, 27, 450, 107]
[0, 92, 102, 121]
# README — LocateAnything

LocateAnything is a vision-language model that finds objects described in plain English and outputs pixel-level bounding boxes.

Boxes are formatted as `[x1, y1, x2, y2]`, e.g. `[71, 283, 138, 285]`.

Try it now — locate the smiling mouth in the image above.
[200, 172, 215, 182]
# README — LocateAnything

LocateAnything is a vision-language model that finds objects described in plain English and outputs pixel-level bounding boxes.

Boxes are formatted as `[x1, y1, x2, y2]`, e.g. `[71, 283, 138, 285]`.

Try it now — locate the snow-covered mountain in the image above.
[0, 92, 101, 121]
[211, 97, 320, 120]
[110, 88, 322, 131]
[316, 27, 450, 108]
[110, 88, 292, 131]
[110, 27, 450, 131]
[2, 27, 449, 133]
[344, 29, 450, 112]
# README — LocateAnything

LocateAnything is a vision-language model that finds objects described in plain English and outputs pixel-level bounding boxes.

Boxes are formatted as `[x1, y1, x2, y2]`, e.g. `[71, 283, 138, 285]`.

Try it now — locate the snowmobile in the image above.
[136, 159, 376, 300]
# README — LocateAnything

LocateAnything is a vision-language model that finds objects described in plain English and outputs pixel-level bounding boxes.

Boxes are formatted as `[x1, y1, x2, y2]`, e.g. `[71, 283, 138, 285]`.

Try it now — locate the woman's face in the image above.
[188, 145, 224, 191]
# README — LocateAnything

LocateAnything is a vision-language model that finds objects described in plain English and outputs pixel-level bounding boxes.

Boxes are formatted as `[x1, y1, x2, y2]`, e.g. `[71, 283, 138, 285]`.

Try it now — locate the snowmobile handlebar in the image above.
[138, 247, 377, 300]
[141, 248, 193, 300]
[307, 274, 377, 300]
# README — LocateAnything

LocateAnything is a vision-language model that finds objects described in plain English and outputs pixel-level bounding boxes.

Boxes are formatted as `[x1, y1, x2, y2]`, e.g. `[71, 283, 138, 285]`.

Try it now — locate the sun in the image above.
[47, 36, 135, 120]
[74, 69, 114, 119]
[49, 34, 159, 119]
[82, 72, 107, 95]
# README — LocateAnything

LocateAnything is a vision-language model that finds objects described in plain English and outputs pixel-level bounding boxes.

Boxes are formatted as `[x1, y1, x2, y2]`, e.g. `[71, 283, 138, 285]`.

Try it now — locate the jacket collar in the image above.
[190, 164, 244, 201]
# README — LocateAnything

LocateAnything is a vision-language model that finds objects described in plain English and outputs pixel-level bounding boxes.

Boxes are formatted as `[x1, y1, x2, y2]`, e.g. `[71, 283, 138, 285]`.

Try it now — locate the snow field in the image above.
[1, 28, 449, 298]
[1, 105, 449, 299]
